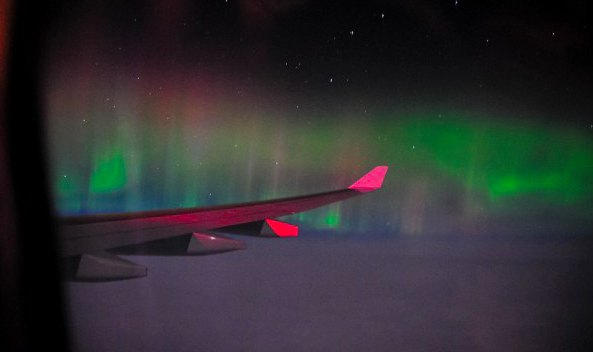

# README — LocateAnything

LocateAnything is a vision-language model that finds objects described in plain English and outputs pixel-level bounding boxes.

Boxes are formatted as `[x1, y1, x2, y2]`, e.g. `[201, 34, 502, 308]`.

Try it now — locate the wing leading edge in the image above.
[58, 166, 388, 280]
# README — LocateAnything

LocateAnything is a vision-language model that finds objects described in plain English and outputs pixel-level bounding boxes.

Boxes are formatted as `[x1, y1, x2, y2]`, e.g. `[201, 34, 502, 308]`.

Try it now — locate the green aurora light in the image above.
[48, 107, 593, 235]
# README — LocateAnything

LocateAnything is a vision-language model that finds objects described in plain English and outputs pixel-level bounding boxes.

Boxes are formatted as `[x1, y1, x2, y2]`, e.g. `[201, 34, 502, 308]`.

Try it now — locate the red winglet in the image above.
[348, 166, 388, 193]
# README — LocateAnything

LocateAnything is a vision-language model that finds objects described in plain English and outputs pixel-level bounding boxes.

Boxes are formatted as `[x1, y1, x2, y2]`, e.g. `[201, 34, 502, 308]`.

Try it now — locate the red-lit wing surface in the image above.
[59, 166, 388, 258]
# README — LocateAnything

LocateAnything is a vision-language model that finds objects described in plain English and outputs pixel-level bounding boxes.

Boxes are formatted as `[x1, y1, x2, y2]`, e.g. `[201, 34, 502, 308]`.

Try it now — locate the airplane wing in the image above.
[58, 166, 388, 281]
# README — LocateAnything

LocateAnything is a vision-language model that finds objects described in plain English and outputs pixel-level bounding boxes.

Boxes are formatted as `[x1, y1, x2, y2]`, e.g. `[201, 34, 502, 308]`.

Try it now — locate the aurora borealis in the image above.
[46, 95, 593, 235]
[44, 0, 593, 236]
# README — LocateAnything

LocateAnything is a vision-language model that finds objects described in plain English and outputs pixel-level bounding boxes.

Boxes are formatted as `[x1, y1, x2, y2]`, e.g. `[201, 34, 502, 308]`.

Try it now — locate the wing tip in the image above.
[348, 166, 389, 192]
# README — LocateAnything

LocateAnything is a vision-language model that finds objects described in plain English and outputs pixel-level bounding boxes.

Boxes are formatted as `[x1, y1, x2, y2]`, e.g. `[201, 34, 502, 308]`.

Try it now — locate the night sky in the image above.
[45, 0, 593, 235]
[45, 0, 593, 237]
[44, 2, 593, 350]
